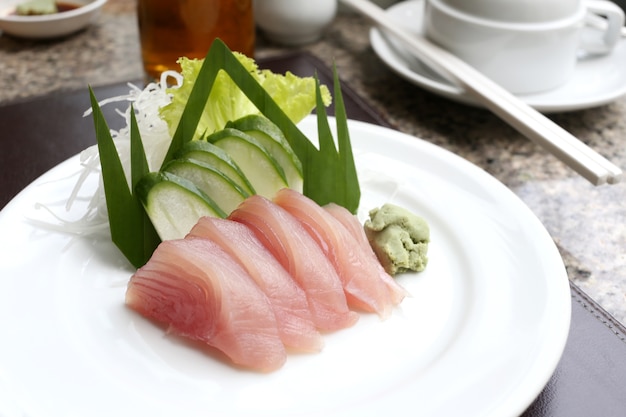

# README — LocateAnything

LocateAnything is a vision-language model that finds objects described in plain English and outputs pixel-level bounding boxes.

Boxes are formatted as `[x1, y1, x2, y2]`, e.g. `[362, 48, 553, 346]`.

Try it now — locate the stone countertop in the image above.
[1, 0, 625, 323]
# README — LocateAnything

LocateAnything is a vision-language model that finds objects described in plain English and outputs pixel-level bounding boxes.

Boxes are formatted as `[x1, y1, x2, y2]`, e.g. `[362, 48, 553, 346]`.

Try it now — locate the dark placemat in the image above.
[2, 51, 626, 416]
[0, 83, 131, 210]
[523, 283, 626, 416]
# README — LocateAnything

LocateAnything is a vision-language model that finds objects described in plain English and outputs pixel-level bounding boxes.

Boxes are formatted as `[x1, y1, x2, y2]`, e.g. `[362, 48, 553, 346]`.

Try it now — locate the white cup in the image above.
[438, 0, 581, 23]
[423, 0, 625, 94]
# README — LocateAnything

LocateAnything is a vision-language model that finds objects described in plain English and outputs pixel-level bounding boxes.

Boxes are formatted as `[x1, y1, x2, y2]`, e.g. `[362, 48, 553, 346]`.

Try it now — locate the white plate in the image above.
[370, 0, 626, 112]
[0, 0, 106, 39]
[0, 117, 571, 417]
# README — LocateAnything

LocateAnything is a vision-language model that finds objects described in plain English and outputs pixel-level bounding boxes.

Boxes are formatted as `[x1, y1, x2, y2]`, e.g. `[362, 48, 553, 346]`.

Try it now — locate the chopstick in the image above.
[341, 0, 623, 185]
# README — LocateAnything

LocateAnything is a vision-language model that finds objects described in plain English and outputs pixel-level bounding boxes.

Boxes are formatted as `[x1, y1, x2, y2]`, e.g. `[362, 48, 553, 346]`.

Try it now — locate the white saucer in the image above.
[370, 0, 626, 112]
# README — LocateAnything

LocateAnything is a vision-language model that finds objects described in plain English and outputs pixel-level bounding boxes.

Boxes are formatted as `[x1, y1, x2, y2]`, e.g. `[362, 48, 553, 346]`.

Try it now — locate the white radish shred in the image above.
[32, 71, 183, 235]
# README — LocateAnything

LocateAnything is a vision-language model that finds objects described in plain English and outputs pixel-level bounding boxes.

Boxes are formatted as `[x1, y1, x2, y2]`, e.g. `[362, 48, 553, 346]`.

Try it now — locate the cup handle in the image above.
[583, 0, 625, 55]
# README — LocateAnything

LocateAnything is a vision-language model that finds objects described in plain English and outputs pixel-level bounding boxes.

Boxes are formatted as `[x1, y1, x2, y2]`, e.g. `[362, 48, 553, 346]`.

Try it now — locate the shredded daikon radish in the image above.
[34, 70, 183, 235]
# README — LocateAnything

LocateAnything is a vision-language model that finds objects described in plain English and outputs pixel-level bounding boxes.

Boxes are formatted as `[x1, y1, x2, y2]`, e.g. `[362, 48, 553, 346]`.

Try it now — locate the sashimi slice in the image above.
[324, 203, 410, 305]
[187, 217, 324, 352]
[275, 188, 397, 318]
[125, 238, 287, 372]
[229, 195, 359, 331]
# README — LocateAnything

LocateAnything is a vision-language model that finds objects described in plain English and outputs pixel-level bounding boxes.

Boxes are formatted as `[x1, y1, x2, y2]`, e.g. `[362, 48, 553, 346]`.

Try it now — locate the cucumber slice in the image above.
[136, 172, 227, 241]
[162, 158, 249, 214]
[206, 128, 288, 198]
[227, 115, 303, 192]
[176, 141, 256, 195]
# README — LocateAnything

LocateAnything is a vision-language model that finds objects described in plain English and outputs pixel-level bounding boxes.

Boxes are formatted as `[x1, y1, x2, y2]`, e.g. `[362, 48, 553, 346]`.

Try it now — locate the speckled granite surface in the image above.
[1, 0, 625, 323]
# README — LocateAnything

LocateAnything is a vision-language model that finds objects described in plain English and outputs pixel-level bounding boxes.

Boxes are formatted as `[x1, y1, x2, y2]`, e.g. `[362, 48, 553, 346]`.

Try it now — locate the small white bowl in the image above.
[0, 0, 106, 39]
[254, 0, 337, 46]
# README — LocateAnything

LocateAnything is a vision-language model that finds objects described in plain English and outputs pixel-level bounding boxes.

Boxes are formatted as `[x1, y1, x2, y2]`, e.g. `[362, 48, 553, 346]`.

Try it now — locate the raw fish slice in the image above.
[229, 195, 359, 331]
[325, 203, 409, 304]
[126, 238, 287, 372]
[275, 188, 395, 318]
[187, 217, 324, 352]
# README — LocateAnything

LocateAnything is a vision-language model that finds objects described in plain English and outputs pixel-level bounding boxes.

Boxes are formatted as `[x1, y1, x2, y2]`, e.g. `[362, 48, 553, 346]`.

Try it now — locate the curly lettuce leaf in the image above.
[160, 54, 332, 141]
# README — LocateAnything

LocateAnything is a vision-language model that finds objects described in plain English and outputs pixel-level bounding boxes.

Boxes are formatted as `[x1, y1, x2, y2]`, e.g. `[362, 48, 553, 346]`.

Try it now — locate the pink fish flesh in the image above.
[275, 188, 398, 318]
[125, 238, 287, 372]
[187, 217, 324, 352]
[229, 195, 359, 332]
[324, 203, 409, 305]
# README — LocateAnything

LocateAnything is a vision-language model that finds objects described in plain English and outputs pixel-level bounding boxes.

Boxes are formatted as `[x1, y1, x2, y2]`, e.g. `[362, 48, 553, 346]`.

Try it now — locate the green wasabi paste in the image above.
[364, 203, 430, 275]
[16, 0, 57, 15]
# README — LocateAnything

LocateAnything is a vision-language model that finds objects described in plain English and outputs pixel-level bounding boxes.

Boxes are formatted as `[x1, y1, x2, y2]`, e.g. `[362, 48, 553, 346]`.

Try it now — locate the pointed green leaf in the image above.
[130, 107, 149, 190]
[333, 65, 360, 213]
[129, 108, 162, 264]
[90, 89, 160, 268]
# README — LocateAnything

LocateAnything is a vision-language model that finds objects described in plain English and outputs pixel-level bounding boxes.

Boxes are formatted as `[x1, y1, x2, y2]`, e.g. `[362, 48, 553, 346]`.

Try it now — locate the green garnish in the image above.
[89, 93, 160, 268]
[305, 69, 360, 210]
[160, 54, 331, 141]
[16, 0, 57, 15]
[91, 39, 360, 267]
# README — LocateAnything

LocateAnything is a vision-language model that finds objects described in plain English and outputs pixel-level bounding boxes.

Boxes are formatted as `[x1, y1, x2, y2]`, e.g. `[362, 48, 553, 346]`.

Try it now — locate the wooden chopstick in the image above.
[341, 0, 623, 185]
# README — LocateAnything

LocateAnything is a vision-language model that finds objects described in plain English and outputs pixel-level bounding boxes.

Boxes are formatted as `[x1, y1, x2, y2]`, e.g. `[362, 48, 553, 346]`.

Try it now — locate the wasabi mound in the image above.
[364, 203, 430, 275]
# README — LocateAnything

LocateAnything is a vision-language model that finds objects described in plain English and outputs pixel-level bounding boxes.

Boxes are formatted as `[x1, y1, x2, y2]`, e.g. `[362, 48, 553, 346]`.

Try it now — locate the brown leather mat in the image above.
[2, 52, 626, 416]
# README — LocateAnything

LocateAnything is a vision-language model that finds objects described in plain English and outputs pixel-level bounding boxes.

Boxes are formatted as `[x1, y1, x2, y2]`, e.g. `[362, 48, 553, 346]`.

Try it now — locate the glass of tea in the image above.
[137, 0, 255, 80]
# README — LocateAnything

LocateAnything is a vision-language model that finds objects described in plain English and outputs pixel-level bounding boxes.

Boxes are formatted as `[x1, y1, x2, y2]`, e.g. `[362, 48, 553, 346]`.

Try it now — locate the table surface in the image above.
[1, 1, 625, 326]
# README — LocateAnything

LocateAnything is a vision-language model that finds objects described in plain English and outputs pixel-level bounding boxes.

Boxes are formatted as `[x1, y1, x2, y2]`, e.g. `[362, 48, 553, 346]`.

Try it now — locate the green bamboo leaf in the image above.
[333, 65, 360, 213]
[162, 52, 224, 164]
[307, 76, 340, 206]
[130, 107, 149, 189]
[129, 107, 161, 264]
[90, 89, 160, 268]
[296, 69, 361, 212]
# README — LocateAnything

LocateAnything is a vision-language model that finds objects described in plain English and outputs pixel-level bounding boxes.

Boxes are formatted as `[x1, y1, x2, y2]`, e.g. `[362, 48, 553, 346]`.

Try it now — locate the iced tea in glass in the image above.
[137, 0, 255, 80]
